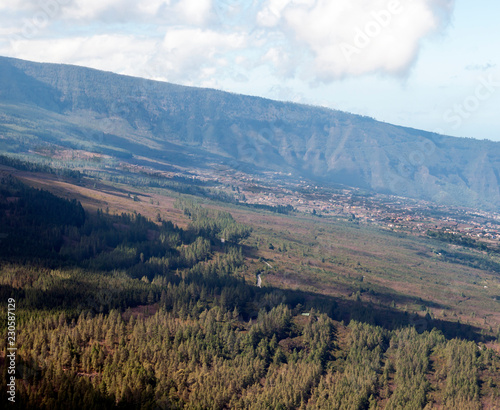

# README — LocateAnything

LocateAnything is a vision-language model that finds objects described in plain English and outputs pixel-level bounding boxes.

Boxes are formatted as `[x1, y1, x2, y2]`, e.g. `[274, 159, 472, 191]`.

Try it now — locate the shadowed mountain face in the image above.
[0, 56, 499, 209]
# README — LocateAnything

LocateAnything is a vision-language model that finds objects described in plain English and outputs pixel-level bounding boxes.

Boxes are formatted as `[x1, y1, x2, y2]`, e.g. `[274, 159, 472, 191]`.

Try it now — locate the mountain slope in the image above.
[0, 55, 499, 209]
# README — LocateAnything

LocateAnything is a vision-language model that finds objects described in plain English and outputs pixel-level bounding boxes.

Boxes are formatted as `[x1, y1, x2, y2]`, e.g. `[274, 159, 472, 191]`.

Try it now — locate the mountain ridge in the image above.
[0, 55, 499, 209]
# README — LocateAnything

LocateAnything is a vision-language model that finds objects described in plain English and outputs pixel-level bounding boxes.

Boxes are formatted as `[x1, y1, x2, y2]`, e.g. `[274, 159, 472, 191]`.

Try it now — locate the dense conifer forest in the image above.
[0, 174, 499, 409]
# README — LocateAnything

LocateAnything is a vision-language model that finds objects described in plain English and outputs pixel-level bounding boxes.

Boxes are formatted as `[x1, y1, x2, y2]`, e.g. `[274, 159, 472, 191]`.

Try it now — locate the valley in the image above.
[1, 155, 500, 408]
[1, 56, 500, 409]
[3, 155, 500, 339]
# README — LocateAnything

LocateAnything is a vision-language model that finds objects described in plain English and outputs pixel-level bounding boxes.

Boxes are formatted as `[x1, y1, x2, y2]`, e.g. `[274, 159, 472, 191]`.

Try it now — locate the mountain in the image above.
[0, 55, 499, 209]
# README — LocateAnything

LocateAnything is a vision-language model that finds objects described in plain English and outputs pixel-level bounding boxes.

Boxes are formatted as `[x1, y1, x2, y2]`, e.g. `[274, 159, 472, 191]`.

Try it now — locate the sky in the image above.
[0, 0, 499, 141]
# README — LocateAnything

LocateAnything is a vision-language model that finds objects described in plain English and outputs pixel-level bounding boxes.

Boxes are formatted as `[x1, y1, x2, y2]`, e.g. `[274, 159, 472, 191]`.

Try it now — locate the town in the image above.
[118, 157, 500, 251]
[202, 164, 500, 249]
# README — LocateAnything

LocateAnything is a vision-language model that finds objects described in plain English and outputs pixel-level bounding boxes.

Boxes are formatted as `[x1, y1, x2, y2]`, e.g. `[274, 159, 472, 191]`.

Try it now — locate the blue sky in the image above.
[1, 0, 499, 141]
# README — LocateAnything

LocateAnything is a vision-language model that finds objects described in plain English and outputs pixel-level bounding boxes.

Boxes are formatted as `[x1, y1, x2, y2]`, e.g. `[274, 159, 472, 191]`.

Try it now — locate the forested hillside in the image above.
[0, 175, 499, 409]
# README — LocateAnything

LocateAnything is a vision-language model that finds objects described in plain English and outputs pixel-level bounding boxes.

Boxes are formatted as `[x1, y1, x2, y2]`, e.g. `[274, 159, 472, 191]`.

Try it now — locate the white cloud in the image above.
[137, 0, 171, 16]
[4, 35, 157, 74]
[262, 47, 297, 78]
[0, 0, 49, 12]
[256, 0, 292, 27]
[0, 0, 455, 88]
[65, 0, 125, 20]
[4, 0, 205, 25]
[3, 27, 248, 87]
[257, 0, 455, 80]
[174, 0, 212, 25]
[0, 0, 244, 86]
[161, 28, 246, 82]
